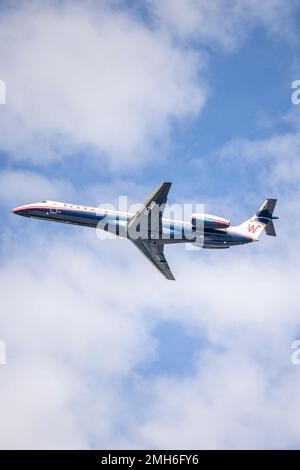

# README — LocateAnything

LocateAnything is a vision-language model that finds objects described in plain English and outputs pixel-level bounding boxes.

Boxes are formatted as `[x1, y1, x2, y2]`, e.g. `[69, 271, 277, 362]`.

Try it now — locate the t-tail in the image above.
[233, 199, 278, 240]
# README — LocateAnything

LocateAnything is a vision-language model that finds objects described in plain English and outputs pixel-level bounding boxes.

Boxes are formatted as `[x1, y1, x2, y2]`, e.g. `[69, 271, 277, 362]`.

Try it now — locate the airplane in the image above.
[11, 182, 278, 280]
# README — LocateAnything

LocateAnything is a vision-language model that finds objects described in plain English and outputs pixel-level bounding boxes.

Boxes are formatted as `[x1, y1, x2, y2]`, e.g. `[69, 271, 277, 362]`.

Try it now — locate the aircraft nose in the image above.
[11, 206, 24, 215]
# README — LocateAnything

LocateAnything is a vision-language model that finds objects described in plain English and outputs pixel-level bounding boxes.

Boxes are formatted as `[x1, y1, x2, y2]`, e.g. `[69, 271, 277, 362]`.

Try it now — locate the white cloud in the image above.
[0, 170, 75, 205]
[0, 359, 87, 449]
[1, 217, 300, 448]
[128, 351, 300, 449]
[0, 0, 297, 168]
[0, 1, 205, 167]
[216, 132, 300, 186]
[151, 0, 298, 50]
[0, 231, 159, 448]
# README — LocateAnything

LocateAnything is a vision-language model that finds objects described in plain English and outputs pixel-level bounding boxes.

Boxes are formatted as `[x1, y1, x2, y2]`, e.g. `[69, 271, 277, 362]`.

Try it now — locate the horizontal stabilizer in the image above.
[265, 220, 276, 236]
[256, 198, 277, 222]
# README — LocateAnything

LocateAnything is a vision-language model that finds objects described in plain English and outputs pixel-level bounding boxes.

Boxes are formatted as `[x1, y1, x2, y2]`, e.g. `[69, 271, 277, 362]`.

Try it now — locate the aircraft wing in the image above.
[127, 182, 171, 240]
[132, 240, 175, 280]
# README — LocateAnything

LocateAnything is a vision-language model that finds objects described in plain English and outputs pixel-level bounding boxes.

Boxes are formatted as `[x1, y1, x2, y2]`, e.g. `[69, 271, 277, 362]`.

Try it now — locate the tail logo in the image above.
[248, 223, 261, 233]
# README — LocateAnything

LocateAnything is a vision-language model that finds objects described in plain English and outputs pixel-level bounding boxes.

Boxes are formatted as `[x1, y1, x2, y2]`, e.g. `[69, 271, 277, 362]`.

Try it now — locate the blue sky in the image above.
[1, 0, 300, 449]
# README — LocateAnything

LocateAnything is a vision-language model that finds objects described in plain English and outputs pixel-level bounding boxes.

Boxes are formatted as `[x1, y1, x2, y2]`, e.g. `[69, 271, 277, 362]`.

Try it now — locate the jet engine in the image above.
[191, 213, 230, 230]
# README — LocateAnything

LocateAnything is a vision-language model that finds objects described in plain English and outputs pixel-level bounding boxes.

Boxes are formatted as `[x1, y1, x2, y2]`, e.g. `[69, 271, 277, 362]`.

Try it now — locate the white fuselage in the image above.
[12, 200, 254, 248]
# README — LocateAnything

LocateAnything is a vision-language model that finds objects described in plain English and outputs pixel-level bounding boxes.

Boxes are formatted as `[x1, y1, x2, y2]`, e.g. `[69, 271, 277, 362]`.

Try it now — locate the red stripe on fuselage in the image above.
[13, 205, 120, 216]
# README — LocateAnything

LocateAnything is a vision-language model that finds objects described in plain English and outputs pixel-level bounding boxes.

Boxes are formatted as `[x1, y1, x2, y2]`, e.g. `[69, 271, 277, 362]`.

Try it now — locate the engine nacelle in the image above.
[191, 213, 230, 230]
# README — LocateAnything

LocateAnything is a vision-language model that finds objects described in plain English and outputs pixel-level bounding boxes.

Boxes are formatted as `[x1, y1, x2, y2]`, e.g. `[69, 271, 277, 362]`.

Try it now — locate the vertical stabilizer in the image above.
[232, 199, 278, 240]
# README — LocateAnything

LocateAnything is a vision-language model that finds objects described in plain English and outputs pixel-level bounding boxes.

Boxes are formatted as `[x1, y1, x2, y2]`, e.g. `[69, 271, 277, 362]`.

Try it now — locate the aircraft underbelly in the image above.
[203, 231, 251, 247]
